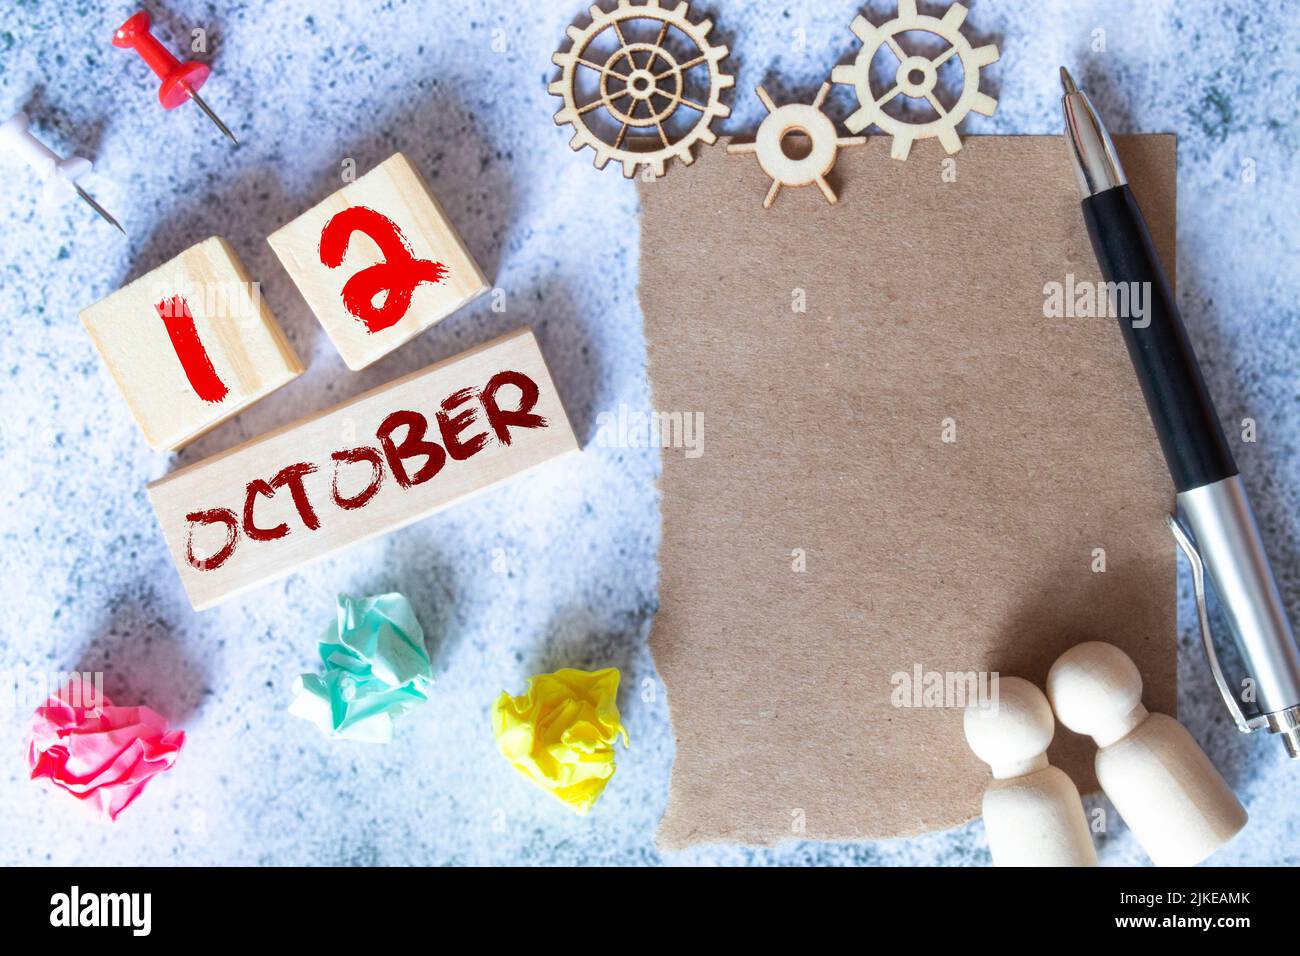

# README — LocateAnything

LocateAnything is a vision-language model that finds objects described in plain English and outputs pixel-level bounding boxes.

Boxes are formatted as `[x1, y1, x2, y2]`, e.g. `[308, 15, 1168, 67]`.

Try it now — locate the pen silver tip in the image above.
[1059, 66, 1126, 197]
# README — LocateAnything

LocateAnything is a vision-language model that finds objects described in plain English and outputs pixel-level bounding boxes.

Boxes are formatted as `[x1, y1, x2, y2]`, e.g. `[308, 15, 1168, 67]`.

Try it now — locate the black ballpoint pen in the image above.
[1060, 67, 1300, 756]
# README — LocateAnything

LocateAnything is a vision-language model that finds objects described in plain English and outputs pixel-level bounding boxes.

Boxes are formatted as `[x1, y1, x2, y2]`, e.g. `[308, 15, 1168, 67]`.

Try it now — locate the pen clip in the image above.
[1167, 513, 1269, 733]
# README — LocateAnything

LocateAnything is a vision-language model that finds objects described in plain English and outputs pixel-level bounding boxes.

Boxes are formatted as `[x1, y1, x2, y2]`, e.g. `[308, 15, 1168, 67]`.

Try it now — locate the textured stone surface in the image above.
[0, 0, 1296, 865]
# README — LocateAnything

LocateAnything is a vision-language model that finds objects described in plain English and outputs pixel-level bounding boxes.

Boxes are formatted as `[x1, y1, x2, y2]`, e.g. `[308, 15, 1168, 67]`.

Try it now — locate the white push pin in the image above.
[1047, 641, 1248, 866]
[0, 111, 124, 233]
[964, 676, 1098, 866]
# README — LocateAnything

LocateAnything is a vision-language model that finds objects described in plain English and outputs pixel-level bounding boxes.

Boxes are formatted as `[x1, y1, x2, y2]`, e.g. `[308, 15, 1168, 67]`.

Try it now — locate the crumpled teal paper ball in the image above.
[290, 593, 433, 743]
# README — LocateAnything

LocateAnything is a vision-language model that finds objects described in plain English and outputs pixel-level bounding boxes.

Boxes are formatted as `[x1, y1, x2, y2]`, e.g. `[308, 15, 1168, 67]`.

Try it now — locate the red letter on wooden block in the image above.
[377, 410, 448, 488]
[330, 447, 385, 510]
[146, 328, 578, 609]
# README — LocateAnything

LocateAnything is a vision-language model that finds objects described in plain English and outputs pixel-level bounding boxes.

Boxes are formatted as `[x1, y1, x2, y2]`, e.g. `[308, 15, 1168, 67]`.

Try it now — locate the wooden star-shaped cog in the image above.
[727, 84, 865, 208]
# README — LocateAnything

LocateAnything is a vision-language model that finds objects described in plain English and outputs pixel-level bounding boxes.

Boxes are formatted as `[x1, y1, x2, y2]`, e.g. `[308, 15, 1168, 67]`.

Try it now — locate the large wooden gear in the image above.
[831, 0, 999, 160]
[549, 0, 734, 178]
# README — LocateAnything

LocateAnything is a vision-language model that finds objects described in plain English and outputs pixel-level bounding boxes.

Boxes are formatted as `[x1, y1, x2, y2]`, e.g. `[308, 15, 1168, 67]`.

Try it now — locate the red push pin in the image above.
[113, 11, 238, 144]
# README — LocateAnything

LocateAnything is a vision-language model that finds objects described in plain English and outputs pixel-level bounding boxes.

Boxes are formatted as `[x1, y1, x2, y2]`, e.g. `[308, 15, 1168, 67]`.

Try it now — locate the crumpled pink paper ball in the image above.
[27, 691, 185, 822]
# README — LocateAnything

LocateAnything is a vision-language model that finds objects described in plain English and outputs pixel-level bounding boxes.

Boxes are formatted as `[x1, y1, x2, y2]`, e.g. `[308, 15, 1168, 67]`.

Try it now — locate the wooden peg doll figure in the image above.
[1047, 641, 1247, 866]
[964, 676, 1098, 866]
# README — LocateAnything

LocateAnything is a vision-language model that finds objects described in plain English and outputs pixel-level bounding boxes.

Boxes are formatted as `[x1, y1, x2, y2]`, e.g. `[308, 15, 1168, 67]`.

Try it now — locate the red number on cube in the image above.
[318, 206, 448, 334]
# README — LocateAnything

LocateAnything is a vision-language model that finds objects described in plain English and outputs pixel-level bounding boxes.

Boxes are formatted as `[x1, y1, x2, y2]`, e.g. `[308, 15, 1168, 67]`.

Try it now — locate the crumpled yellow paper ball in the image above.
[492, 667, 630, 815]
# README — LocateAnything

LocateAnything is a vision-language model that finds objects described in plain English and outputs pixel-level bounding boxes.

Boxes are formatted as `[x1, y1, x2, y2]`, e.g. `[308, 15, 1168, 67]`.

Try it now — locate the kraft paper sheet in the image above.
[640, 135, 1177, 847]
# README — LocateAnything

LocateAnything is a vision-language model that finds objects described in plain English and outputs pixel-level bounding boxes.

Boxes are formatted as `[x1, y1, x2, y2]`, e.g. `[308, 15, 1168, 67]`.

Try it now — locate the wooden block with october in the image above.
[80, 237, 304, 451]
[267, 152, 490, 370]
[146, 327, 577, 610]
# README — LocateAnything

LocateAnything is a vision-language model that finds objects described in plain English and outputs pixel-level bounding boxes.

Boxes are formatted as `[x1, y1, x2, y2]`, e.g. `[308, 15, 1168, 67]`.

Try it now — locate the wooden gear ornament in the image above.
[727, 83, 866, 208]
[549, 0, 734, 178]
[831, 0, 999, 160]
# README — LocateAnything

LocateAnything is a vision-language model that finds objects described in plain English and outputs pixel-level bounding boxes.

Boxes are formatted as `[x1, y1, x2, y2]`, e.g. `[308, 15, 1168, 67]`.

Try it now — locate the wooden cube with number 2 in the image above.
[268, 152, 490, 371]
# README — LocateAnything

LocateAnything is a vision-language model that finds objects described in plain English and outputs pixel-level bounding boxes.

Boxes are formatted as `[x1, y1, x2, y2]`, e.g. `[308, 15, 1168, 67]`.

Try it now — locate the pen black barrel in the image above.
[1081, 184, 1237, 492]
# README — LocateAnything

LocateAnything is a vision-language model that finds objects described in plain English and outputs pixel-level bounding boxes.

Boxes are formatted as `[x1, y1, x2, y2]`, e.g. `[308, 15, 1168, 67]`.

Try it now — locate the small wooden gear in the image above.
[831, 0, 999, 160]
[549, 0, 734, 178]
[727, 84, 866, 208]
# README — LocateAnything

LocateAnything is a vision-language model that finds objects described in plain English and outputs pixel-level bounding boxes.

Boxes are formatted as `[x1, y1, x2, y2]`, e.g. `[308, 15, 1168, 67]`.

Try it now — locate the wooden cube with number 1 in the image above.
[80, 237, 304, 451]
[268, 152, 490, 371]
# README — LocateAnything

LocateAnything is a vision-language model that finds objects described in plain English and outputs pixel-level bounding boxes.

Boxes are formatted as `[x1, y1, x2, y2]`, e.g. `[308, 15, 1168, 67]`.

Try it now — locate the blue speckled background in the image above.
[0, 0, 1296, 865]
